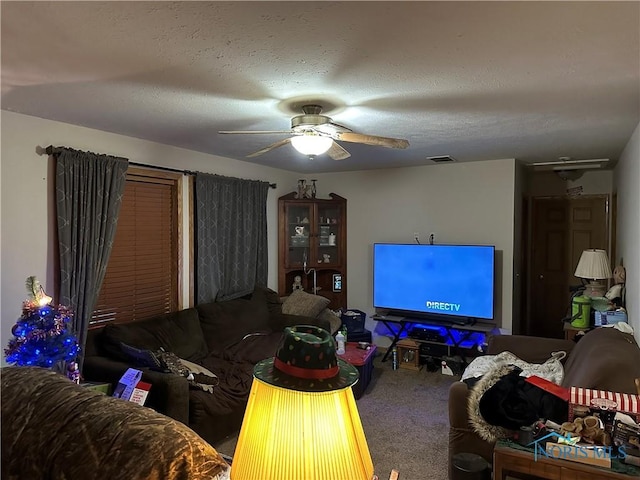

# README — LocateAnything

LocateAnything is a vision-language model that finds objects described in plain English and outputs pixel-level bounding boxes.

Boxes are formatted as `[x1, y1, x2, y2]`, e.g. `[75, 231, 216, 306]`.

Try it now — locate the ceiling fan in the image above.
[219, 104, 409, 160]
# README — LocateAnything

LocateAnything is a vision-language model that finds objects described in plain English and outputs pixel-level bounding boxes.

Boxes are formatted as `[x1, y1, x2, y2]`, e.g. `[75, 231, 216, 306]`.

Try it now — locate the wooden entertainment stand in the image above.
[371, 314, 496, 362]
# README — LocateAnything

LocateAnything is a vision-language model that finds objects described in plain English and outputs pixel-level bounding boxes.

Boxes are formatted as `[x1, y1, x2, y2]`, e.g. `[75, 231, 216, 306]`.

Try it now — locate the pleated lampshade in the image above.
[574, 248, 612, 297]
[230, 377, 374, 480]
[574, 249, 612, 280]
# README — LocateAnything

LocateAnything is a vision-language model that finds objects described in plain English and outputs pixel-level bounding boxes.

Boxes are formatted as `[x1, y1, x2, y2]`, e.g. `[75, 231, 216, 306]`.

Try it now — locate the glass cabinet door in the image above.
[285, 203, 313, 268]
[278, 192, 347, 310]
[314, 204, 342, 267]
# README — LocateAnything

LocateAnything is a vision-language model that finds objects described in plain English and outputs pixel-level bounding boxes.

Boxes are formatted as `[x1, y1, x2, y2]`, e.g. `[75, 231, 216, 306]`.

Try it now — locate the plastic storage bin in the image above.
[338, 342, 377, 399]
[341, 309, 367, 333]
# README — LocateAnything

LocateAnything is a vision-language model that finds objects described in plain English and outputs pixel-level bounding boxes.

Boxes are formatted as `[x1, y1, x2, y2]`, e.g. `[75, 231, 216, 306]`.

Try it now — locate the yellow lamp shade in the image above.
[231, 378, 374, 480]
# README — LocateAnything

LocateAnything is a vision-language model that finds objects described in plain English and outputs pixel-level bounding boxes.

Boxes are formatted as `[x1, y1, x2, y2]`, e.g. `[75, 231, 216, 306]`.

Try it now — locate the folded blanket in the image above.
[462, 350, 566, 384]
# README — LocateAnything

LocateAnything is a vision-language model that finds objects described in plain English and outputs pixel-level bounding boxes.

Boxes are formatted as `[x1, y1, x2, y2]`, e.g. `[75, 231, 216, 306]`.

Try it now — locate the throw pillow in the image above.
[119, 342, 165, 369]
[281, 289, 330, 318]
[318, 308, 342, 334]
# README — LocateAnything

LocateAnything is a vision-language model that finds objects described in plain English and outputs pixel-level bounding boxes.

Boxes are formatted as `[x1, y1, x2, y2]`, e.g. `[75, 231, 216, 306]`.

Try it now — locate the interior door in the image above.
[528, 196, 608, 338]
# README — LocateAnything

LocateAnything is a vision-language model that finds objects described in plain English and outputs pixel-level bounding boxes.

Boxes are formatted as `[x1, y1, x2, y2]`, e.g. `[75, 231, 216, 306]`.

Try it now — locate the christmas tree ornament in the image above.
[4, 276, 80, 369]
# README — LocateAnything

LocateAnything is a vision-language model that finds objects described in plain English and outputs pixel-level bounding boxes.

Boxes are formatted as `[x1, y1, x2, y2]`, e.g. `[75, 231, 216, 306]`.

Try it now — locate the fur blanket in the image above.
[467, 363, 514, 442]
[467, 362, 568, 443]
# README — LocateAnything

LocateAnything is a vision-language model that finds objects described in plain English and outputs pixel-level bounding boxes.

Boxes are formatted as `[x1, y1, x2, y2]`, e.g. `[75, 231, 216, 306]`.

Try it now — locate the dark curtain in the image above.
[195, 173, 269, 303]
[56, 148, 128, 366]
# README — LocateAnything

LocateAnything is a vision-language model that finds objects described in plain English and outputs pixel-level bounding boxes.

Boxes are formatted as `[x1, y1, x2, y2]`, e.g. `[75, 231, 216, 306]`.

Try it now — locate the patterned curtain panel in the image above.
[56, 148, 128, 365]
[195, 173, 269, 303]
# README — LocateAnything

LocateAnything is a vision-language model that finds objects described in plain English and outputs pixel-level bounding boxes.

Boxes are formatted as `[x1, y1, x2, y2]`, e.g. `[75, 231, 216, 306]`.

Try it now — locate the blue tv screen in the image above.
[373, 243, 495, 321]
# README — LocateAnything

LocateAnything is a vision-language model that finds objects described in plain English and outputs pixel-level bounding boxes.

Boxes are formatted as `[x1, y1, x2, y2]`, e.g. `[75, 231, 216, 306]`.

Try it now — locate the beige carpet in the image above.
[213, 352, 457, 480]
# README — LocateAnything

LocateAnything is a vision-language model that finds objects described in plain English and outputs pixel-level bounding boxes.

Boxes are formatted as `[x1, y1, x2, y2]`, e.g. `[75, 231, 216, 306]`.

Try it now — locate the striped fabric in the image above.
[570, 386, 640, 418]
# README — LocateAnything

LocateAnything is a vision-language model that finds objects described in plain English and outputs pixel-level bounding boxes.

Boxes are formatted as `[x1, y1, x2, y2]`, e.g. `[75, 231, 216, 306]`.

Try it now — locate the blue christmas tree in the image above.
[4, 277, 79, 368]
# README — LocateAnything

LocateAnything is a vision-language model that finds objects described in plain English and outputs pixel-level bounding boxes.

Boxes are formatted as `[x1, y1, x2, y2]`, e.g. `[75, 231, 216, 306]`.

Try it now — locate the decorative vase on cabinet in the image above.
[278, 192, 347, 310]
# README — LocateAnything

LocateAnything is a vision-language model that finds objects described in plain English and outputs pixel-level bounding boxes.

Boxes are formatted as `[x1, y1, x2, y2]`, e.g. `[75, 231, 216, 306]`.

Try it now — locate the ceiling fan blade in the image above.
[327, 142, 351, 161]
[313, 122, 352, 135]
[246, 138, 292, 158]
[333, 132, 409, 149]
[219, 130, 293, 135]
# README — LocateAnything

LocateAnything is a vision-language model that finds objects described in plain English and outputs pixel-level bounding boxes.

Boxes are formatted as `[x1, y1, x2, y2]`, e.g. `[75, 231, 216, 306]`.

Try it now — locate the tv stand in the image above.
[372, 314, 494, 363]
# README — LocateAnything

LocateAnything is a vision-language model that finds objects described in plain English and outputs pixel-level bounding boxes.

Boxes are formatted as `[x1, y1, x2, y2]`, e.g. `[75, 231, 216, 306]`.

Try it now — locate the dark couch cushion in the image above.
[197, 291, 271, 354]
[101, 308, 208, 363]
[561, 327, 640, 393]
[253, 285, 284, 317]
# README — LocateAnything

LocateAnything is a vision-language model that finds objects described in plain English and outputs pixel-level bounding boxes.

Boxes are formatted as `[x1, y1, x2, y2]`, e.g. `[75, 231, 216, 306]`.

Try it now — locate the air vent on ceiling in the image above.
[427, 155, 456, 163]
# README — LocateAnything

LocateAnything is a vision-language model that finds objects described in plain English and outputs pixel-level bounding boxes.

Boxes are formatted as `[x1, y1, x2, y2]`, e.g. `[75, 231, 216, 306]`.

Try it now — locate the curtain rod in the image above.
[43, 145, 277, 189]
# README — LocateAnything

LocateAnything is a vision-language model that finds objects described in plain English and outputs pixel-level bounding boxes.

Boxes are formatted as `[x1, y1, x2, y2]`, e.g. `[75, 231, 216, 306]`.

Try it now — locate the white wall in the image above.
[1, 111, 301, 364]
[311, 159, 517, 345]
[614, 122, 640, 342]
[1, 111, 519, 356]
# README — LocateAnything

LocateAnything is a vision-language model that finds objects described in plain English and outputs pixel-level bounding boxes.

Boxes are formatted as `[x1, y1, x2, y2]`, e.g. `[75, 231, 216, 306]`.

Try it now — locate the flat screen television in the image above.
[373, 243, 495, 322]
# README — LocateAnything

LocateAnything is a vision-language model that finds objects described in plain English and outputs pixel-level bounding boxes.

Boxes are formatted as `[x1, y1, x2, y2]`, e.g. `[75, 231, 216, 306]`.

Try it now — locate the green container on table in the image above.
[571, 295, 591, 328]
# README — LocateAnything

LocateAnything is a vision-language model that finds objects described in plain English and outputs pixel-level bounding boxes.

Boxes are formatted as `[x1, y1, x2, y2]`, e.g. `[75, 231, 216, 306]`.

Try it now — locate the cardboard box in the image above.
[569, 387, 640, 423]
[81, 381, 112, 395]
[545, 442, 612, 468]
[130, 381, 152, 406]
[613, 420, 640, 452]
[112, 368, 151, 406]
[594, 310, 628, 326]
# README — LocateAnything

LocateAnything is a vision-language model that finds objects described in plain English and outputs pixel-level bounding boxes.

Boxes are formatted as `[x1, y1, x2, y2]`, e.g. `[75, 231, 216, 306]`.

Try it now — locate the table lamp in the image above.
[574, 249, 612, 297]
[231, 325, 374, 480]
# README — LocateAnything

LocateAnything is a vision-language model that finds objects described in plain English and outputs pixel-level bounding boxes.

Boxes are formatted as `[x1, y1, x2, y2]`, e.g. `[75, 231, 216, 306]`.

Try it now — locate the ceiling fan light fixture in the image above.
[291, 134, 333, 156]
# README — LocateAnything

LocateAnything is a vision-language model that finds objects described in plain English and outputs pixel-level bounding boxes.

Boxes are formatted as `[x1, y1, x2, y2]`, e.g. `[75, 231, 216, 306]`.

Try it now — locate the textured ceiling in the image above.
[2, 1, 639, 173]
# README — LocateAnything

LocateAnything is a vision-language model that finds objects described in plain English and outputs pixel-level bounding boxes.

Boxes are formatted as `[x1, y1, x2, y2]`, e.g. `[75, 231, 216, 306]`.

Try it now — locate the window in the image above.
[91, 168, 183, 325]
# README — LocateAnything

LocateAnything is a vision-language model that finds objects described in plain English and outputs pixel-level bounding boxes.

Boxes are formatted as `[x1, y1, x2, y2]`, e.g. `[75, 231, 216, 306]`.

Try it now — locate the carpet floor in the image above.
[213, 351, 458, 480]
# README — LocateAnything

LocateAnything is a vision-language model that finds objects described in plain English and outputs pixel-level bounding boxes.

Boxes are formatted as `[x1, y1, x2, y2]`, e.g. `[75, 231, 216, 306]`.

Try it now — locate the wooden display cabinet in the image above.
[278, 192, 347, 309]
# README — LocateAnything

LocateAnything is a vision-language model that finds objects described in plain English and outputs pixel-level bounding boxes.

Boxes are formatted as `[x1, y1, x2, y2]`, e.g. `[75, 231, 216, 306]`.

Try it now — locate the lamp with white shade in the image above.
[574, 249, 612, 297]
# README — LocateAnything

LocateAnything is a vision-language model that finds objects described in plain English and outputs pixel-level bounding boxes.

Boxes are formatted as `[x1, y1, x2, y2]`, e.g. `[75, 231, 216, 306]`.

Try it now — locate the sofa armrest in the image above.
[449, 381, 471, 429]
[82, 355, 190, 425]
[269, 313, 331, 332]
[487, 335, 575, 363]
[448, 381, 495, 477]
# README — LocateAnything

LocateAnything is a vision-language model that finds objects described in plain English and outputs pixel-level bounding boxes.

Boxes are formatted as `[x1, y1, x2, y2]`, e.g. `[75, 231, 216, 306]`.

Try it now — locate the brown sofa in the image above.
[1, 366, 229, 480]
[448, 326, 640, 478]
[83, 285, 335, 445]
